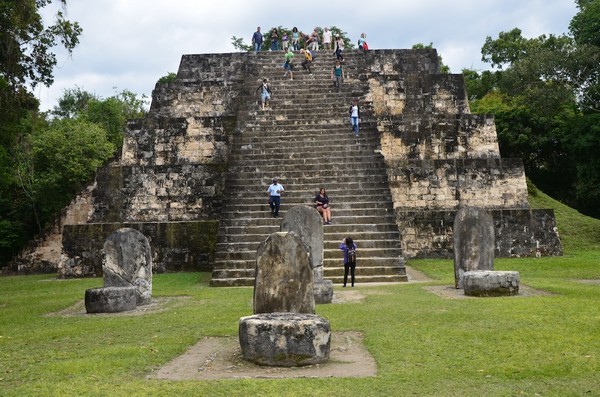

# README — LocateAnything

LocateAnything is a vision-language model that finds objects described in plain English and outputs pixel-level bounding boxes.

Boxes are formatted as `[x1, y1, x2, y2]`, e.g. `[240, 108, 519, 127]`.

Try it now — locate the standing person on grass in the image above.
[267, 177, 284, 218]
[339, 237, 357, 287]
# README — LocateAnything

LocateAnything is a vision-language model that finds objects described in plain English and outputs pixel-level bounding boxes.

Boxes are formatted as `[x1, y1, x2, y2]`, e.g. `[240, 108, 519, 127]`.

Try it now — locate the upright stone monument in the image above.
[102, 228, 153, 305]
[253, 231, 315, 314]
[239, 231, 331, 366]
[280, 205, 333, 304]
[453, 206, 495, 289]
[84, 228, 153, 313]
[453, 207, 521, 296]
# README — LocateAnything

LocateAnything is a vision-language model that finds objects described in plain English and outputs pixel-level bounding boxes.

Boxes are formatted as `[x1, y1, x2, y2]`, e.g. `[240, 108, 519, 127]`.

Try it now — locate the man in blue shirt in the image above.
[252, 27, 263, 53]
[267, 177, 284, 218]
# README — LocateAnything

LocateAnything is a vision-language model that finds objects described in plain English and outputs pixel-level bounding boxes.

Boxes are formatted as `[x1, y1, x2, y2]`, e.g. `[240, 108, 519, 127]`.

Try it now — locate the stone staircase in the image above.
[210, 51, 407, 286]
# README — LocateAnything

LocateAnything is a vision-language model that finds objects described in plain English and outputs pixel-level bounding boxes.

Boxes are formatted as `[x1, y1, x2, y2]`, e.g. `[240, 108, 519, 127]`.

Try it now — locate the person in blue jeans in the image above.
[252, 27, 263, 53]
[270, 28, 279, 51]
[349, 99, 360, 137]
[267, 177, 284, 217]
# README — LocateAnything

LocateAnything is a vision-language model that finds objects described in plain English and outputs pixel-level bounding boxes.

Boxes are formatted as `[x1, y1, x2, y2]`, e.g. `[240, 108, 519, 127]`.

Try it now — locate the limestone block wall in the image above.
[57, 53, 249, 277]
[378, 114, 500, 161]
[386, 158, 529, 211]
[398, 209, 562, 258]
[60, 221, 218, 277]
[364, 49, 561, 258]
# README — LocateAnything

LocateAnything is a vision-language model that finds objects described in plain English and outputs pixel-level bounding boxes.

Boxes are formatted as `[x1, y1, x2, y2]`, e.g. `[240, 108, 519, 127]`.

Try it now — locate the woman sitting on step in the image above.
[315, 187, 332, 225]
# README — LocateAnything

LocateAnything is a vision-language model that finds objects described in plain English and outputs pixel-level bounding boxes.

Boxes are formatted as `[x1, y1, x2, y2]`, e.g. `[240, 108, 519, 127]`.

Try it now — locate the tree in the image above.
[52, 87, 148, 148]
[474, 3, 600, 218]
[0, 1, 82, 264]
[30, 118, 115, 224]
[0, 0, 82, 90]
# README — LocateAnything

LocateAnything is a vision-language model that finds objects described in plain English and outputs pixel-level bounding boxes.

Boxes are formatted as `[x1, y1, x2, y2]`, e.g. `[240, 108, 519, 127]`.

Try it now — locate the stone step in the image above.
[222, 200, 394, 211]
[227, 161, 386, 174]
[220, 211, 395, 225]
[216, 238, 401, 252]
[218, 214, 398, 227]
[211, 264, 404, 281]
[213, 255, 403, 271]
[224, 181, 393, 193]
[216, 222, 399, 235]
[227, 152, 383, 166]
[217, 230, 400, 244]
[209, 272, 407, 287]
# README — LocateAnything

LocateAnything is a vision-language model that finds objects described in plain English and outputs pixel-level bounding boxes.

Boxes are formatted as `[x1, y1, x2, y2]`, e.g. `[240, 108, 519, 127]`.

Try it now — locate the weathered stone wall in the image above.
[386, 158, 529, 211]
[397, 209, 561, 258]
[57, 53, 249, 277]
[60, 221, 218, 277]
[364, 50, 561, 258]
[377, 114, 500, 161]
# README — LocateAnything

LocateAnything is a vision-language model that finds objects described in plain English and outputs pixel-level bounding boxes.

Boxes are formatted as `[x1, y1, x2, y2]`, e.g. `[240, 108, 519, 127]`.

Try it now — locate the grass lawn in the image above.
[1, 188, 599, 396]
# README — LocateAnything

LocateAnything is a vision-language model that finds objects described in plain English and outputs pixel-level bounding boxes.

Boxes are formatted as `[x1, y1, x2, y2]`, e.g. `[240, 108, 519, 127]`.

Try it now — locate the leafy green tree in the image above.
[0, 0, 82, 264]
[52, 87, 148, 148]
[474, 3, 600, 217]
[30, 118, 115, 224]
[157, 72, 177, 85]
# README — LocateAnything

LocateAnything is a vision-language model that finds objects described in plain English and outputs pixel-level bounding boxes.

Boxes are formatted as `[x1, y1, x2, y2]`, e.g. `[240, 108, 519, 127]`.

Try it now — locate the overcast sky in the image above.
[37, 0, 579, 111]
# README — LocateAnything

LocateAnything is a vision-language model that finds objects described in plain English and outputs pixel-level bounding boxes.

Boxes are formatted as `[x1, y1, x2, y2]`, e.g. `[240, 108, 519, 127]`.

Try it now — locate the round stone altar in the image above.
[84, 286, 137, 313]
[239, 312, 331, 366]
[463, 270, 520, 297]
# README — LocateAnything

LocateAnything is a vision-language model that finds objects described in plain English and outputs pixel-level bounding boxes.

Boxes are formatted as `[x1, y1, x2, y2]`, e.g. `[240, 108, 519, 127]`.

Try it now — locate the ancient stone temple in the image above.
[11, 48, 562, 285]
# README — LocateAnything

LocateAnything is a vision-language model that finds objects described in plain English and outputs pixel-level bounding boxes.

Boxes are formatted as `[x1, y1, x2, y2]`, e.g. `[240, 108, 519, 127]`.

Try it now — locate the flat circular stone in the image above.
[85, 286, 138, 313]
[239, 312, 331, 366]
[463, 270, 520, 297]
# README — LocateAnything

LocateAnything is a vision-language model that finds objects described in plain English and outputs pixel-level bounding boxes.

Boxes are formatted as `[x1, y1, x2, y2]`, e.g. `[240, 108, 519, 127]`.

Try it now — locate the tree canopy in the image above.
[466, 0, 600, 218]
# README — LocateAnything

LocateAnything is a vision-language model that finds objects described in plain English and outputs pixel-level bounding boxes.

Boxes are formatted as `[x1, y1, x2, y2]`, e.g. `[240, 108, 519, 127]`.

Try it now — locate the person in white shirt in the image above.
[266, 177, 285, 218]
[322, 27, 332, 50]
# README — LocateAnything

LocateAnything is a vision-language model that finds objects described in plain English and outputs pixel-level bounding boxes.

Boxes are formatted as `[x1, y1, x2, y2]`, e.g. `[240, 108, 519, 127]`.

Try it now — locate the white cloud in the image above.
[37, 0, 578, 111]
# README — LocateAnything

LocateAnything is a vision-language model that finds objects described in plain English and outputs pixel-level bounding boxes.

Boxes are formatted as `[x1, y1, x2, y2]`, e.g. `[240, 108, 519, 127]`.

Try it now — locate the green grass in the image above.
[1, 190, 600, 396]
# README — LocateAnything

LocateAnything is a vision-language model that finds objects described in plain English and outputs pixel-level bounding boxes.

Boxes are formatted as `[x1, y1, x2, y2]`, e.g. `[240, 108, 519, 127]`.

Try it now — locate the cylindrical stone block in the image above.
[314, 280, 334, 304]
[463, 270, 520, 297]
[85, 286, 138, 313]
[239, 312, 331, 367]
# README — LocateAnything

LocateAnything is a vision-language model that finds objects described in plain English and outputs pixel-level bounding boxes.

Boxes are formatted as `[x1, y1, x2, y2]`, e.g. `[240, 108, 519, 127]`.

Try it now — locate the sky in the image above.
[37, 0, 579, 112]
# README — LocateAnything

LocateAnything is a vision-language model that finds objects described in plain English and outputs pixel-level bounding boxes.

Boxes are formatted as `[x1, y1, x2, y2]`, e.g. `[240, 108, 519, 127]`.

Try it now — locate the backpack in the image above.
[309, 50, 316, 61]
[363, 41, 369, 51]
[347, 247, 356, 264]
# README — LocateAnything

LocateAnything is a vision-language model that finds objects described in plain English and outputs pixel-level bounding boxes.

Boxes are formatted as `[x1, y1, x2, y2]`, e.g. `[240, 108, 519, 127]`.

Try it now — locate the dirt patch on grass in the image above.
[424, 284, 555, 299]
[45, 296, 193, 317]
[573, 279, 600, 285]
[148, 331, 376, 380]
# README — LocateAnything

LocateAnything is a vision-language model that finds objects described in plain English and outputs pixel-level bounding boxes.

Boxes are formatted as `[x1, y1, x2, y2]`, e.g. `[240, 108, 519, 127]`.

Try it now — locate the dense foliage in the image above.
[464, 0, 600, 218]
[0, 2, 147, 266]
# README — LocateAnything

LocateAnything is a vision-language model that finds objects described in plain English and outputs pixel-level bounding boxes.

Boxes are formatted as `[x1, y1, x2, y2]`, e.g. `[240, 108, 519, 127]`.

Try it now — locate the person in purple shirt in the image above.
[339, 236, 357, 287]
